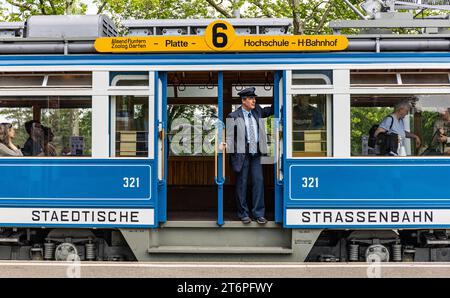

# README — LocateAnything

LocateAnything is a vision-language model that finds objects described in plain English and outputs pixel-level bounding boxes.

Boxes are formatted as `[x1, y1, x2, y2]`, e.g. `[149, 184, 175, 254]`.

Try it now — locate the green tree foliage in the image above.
[421, 111, 440, 148]
[41, 108, 92, 155]
[167, 104, 217, 156]
[3, 0, 87, 21]
[94, 0, 363, 34]
[351, 106, 392, 156]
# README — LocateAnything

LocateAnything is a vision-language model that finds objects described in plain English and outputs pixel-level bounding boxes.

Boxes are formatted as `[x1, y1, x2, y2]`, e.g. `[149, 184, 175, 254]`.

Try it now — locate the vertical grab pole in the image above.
[217, 71, 224, 226]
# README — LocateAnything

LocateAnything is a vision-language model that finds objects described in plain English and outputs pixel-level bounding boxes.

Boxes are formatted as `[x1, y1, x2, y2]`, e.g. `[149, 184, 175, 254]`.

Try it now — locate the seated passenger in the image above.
[432, 108, 450, 155]
[292, 96, 325, 153]
[0, 123, 23, 157]
[374, 101, 421, 156]
[292, 96, 324, 130]
[43, 126, 57, 156]
[22, 120, 44, 156]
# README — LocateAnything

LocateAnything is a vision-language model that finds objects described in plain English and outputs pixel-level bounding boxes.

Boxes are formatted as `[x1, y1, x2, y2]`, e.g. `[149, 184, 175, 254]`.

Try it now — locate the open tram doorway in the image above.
[165, 71, 277, 222]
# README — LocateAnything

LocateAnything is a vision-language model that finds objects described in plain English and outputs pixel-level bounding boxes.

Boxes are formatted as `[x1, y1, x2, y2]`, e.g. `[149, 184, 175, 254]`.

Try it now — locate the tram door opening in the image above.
[166, 71, 276, 221]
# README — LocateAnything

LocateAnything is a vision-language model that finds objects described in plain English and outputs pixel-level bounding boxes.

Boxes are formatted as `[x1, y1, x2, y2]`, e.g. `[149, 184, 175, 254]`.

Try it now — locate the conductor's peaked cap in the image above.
[238, 87, 257, 98]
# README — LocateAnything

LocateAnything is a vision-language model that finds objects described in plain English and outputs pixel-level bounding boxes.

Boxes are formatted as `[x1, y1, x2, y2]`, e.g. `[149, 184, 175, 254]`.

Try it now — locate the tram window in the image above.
[401, 73, 450, 85]
[351, 73, 398, 86]
[0, 96, 92, 157]
[231, 86, 273, 97]
[110, 72, 149, 87]
[167, 86, 217, 98]
[46, 74, 92, 87]
[291, 94, 331, 157]
[351, 94, 450, 157]
[115, 96, 149, 157]
[0, 72, 92, 88]
[350, 69, 450, 87]
[167, 104, 217, 156]
[292, 70, 333, 86]
[0, 75, 44, 87]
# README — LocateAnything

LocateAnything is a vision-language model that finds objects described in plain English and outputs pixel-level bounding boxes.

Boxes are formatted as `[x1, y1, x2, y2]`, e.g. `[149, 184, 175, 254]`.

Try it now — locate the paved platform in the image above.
[0, 262, 449, 278]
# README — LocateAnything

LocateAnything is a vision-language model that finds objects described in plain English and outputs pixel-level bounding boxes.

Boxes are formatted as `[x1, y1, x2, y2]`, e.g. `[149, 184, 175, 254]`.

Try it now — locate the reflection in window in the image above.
[41, 108, 92, 156]
[0, 72, 92, 88]
[0, 96, 91, 157]
[350, 69, 450, 87]
[167, 104, 217, 156]
[292, 94, 329, 157]
[115, 96, 149, 157]
[351, 94, 450, 156]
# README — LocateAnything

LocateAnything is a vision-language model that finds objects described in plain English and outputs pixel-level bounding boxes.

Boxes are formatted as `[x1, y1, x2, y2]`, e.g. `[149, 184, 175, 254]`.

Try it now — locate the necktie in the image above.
[248, 113, 257, 154]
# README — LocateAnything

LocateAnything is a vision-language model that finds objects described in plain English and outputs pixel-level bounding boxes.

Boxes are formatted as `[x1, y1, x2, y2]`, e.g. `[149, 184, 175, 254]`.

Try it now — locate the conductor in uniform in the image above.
[223, 87, 274, 224]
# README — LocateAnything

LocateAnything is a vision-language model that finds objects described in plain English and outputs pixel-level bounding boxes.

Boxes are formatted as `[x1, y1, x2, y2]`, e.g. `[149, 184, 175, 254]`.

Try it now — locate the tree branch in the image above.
[6, 0, 33, 12]
[289, 0, 304, 35]
[48, 0, 57, 14]
[38, 0, 48, 15]
[314, 0, 333, 34]
[97, 0, 108, 14]
[250, 1, 274, 18]
[205, 0, 232, 18]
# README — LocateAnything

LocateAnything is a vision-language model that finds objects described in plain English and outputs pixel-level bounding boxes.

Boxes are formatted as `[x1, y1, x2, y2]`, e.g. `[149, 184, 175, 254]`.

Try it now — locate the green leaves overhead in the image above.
[3, 0, 87, 21]
[0, 0, 371, 35]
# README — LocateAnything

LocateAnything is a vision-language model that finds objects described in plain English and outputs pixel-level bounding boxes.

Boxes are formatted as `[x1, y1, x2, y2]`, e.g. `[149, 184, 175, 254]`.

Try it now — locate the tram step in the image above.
[426, 240, 450, 245]
[0, 233, 22, 243]
[147, 246, 293, 254]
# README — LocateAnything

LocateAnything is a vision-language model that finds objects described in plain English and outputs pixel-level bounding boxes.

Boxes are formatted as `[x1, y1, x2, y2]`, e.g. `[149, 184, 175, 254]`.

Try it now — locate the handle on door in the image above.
[215, 128, 226, 185]
[276, 121, 283, 185]
[159, 127, 165, 182]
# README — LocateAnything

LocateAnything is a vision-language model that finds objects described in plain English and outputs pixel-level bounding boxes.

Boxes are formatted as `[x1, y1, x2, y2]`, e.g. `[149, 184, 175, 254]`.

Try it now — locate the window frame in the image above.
[286, 69, 345, 159]
[350, 69, 450, 159]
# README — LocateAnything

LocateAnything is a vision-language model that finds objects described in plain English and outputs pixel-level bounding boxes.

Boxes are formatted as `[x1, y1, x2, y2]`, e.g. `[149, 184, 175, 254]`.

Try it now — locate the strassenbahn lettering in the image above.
[299, 210, 433, 224]
[31, 210, 140, 223]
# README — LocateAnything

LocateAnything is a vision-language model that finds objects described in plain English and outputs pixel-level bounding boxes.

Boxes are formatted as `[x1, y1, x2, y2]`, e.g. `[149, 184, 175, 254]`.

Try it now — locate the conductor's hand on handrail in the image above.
[218, 142, 227, 151]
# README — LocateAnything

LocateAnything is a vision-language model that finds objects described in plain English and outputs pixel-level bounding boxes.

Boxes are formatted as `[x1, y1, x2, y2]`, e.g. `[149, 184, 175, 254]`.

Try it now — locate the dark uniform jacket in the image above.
[226, 104, 274, 173]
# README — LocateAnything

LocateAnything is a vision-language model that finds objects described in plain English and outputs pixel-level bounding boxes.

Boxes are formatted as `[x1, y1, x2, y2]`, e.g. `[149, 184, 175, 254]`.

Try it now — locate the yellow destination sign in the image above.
[95, 20, 348, 53]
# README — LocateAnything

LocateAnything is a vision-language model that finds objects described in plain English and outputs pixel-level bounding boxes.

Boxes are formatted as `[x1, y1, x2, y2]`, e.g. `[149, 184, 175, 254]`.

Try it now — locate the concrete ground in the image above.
[0, 261, 449, 278]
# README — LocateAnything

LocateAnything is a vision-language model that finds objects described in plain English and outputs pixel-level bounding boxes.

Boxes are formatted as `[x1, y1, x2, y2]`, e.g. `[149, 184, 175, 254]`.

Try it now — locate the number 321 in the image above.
[301, 177, 318, 188]
[123, 177, 140, 188]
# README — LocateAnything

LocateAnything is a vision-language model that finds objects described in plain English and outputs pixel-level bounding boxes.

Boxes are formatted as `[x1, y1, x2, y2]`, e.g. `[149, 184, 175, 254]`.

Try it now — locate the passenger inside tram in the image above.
[0, 122, 22, 157]
[22, 120, 44, 156]
[0, 97, 92, 157]
[351, 94, 450, 157]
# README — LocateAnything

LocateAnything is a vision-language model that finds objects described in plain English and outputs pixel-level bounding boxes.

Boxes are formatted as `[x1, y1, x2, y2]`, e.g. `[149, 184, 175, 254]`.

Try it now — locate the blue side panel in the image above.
[0, 159, 154, 206]
[2, 52, 450, 67]
[157, 71, 168, 223]
[285, 158, 450, 207]
[0, 158, 156, 228]
[284, 158, 450, 228]
[0, 163, 150, 199]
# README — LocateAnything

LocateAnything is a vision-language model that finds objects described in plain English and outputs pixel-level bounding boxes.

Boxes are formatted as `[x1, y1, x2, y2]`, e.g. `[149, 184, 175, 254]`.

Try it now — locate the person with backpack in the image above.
[374, 101, 421, 156]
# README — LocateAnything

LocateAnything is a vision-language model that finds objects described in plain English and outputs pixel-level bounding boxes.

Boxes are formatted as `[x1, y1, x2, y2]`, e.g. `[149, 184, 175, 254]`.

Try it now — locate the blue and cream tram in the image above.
[1, 13, 450, 262]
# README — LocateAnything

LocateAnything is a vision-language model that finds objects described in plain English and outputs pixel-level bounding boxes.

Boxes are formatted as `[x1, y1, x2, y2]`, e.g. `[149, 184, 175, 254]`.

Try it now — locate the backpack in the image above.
[374, 115, 399, 155]
[368, 115, 394, 148]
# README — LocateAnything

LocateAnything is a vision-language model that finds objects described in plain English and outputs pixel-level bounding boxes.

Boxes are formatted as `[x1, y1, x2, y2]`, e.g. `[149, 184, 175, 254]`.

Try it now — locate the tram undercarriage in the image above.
[0, 227, 447, 262]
